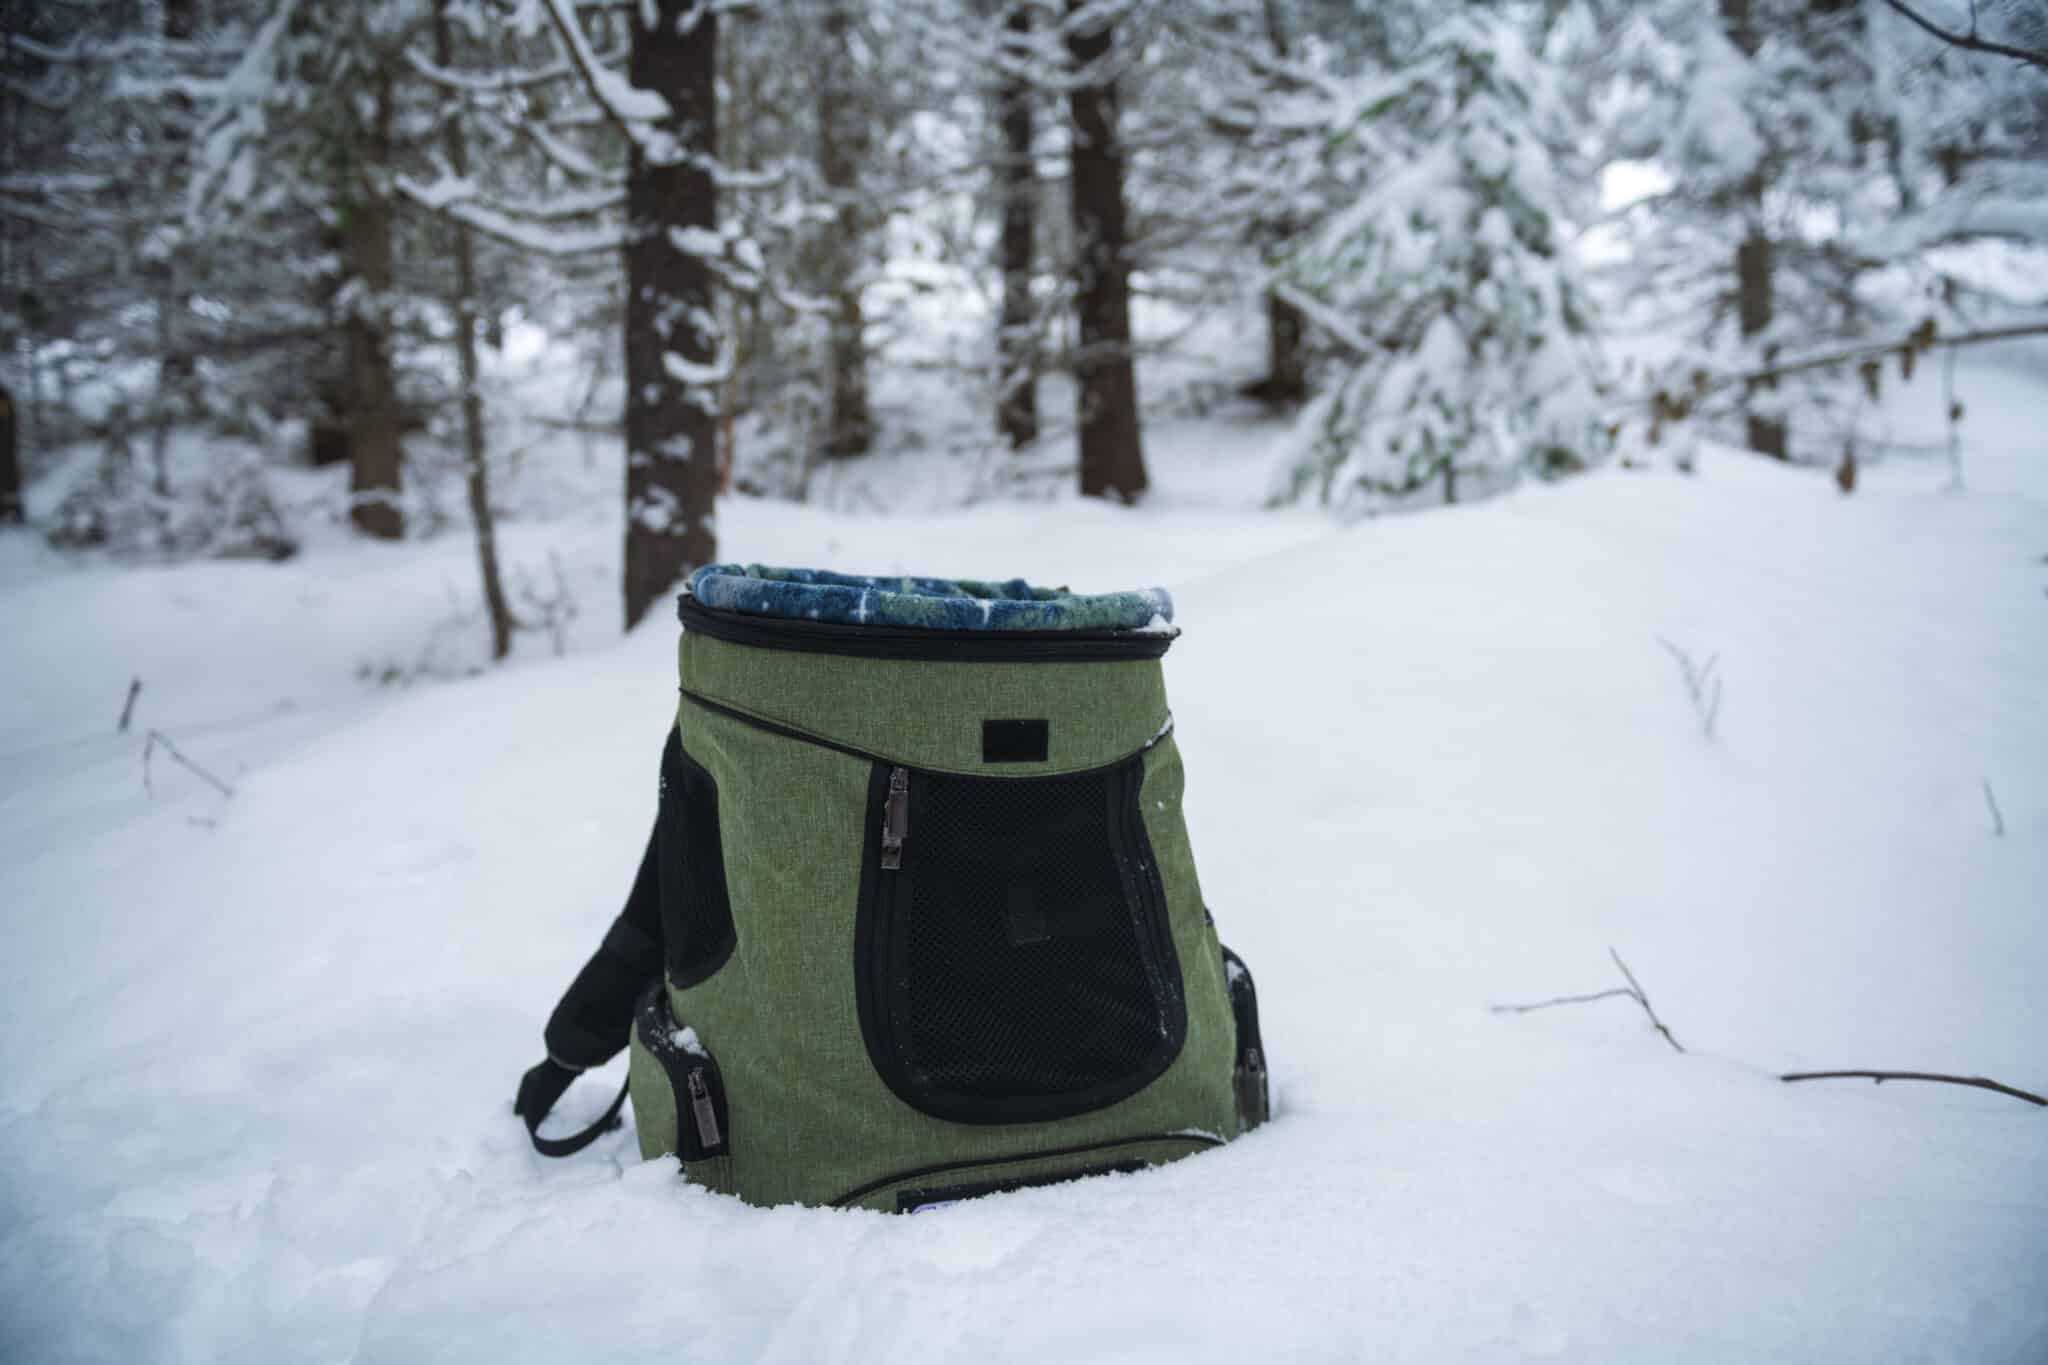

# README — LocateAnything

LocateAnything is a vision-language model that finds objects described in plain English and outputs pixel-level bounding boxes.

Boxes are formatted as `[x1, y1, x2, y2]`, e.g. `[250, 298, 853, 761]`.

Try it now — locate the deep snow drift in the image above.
[2, 353, 2045, 1364]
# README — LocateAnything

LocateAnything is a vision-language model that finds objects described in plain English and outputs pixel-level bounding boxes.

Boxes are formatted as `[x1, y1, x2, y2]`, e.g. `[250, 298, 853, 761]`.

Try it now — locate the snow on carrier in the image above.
[514, 565, 1268, 1212]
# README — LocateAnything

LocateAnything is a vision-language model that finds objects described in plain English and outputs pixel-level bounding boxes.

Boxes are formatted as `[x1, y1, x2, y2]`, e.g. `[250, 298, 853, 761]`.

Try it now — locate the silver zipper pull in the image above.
[687, 1067, 722, 1150]
[881, 766, 909, 870]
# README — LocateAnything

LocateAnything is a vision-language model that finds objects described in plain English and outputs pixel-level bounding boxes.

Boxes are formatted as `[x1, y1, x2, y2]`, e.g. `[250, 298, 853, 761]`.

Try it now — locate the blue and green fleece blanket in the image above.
[688, 564, 1173, 633]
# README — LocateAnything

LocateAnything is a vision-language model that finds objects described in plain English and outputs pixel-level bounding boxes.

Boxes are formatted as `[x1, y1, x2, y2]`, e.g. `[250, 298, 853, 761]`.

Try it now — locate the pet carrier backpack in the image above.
[514, 565, 1269, 1212]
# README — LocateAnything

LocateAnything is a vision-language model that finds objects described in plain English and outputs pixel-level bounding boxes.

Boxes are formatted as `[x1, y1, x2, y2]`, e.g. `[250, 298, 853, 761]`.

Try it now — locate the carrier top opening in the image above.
[686, 564, 1174, 634]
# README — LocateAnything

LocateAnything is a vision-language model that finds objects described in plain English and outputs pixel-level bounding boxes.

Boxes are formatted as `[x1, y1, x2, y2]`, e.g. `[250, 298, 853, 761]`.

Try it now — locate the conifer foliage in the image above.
[1270, 11, 1604, 513]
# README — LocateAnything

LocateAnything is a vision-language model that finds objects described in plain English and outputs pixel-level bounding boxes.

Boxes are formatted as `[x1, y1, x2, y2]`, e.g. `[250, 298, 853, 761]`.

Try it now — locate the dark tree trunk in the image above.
[1064, 0, 1147, 501]
[622, 0, 720, 630]
[818, 3, 871, 459]
[436, 0, 513, 660]
[1257, 292, 1308, 404]
[0, 381, 21, 525]
[995, 1, 1039, 449]
[1735, 229, 1785, 458]
[346, 73, 405, 538]
[1252, 0, 1307, 405]
[151, 0, 194, 498]
[1722, 0, 1786, 459]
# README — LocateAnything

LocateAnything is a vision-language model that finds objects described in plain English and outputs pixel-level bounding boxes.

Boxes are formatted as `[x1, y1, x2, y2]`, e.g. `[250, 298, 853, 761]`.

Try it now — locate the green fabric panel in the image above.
[682, 1154, 734, 1197]
[663, 700, 1242, 1209]
[677, 631, 1169, 776]
[627, 1016, 678, 1163]
[835, 1136, 1220, 1213]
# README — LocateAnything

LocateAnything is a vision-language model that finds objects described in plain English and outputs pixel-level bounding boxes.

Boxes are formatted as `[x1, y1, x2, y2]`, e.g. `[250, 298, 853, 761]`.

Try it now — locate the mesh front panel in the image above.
[889, 763, 1172, 1105]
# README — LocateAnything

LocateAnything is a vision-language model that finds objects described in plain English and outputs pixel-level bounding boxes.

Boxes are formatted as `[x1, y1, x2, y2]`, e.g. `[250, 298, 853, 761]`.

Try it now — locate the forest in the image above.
[5, 0, 2043, 641]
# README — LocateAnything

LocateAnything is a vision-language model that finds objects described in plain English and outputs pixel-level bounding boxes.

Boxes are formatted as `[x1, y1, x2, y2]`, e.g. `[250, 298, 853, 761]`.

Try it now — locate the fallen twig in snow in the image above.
[1780, 1070, 2046, 1108]
[117, 676, 142, 734]
[1489, 948, 1687, 1055]
[1981, 779, 2005, 837]
[1488, 987, 1638, 1014]
[1656, 637, 1723, 741]
[142, 729, 235, 799]
[1607, 949, 1687, 1055]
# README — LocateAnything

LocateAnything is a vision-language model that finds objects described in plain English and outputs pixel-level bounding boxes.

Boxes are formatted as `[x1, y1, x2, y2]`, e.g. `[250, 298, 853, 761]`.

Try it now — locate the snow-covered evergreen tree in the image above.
[1600, 0, 2048, 470]
[1269, 8, 1604, 513]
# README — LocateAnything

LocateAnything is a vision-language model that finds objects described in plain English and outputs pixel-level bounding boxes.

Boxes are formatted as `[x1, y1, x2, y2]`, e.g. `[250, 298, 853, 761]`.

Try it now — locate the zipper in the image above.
[828, 1131, 1224, 1208]
[687, 1066, 723, 1150]
[880, 766, 909, 870]
[678, 594, 1176, 663]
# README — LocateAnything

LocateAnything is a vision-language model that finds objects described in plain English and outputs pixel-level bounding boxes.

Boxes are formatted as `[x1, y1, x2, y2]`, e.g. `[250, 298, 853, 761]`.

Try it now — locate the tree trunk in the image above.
[436, 0, 513, 660]
[150, 256, 177, 498]
[346, 72, 405, 538]
[1065, 0, 1147, 501]
[995, 1, 1039, 449]
[1735, 229, 1785, 458]
[621, 0, 721, 630]
[1258, 292, 1308, 404]
[1722, 0, 1786, 460]
[0, 381, 21, 525]
[1253, 0, 1306, 405]
[817, 3, 871, 459]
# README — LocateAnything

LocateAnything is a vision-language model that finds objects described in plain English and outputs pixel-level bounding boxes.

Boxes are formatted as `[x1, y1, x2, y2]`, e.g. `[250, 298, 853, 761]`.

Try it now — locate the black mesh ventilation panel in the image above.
[859, 756, 1186, 1124]
[659, 736, 737, 987]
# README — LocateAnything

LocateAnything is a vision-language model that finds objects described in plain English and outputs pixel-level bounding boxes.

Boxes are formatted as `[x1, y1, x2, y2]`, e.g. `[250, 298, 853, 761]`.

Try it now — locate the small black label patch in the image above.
[982, 718, 1049, 763]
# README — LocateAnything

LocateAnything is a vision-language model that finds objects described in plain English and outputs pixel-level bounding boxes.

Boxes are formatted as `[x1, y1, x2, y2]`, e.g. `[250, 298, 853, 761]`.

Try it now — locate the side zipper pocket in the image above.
[1221, 944, 1270, 1133]
[632, 984, 735, 1192]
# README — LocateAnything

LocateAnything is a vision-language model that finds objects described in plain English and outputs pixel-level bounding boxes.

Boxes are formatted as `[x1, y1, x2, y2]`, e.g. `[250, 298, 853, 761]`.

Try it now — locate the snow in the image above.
[2, 345, 2046, 1362]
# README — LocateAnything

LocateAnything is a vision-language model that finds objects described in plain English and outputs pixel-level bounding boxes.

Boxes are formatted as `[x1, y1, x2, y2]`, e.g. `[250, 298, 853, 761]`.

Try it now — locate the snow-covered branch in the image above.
[537, 0, 679, 163]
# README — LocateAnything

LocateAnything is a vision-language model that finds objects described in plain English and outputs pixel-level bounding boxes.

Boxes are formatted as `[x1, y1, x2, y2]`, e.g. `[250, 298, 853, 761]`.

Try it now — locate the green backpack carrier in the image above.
[514, 565, 1269, 1212]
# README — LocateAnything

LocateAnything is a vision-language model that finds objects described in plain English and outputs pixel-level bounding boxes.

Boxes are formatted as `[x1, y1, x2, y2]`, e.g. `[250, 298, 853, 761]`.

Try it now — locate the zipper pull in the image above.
[687, 1067, 722, 1151]
[880, 766, 909, 870]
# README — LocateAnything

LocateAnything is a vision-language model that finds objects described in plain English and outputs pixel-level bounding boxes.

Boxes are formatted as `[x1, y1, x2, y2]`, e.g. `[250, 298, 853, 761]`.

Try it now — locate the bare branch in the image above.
[1609, 949, 1686, 1055]
[142, 730, 235, 799]
[1489, 987, 1640, 1015]
[1489, 951, 1685, 1054]
[1878, 0, 2048, 72]
[1780, 1070, 2046, 1108]
[1981, 779, 2005, 837]
[117, 678, 142, 734]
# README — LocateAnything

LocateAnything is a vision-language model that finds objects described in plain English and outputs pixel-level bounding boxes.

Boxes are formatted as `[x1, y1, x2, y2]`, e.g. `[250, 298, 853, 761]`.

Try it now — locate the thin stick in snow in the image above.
[1608, 948, 1686, 1055]
[1489, 987, 1638, 1014]
[1488, 949, 1686, 1055]
[1780, 1070, 2045, 1108]
[117, 677, 142, 734]
[1656, 636, 1722, 741]
[142, 729, 235, 799]
[1981, 779, 2005, 837]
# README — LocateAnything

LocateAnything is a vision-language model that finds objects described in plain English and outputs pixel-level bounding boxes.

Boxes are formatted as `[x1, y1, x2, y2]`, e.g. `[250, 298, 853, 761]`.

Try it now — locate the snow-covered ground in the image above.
[2, 346, 2045, 1363]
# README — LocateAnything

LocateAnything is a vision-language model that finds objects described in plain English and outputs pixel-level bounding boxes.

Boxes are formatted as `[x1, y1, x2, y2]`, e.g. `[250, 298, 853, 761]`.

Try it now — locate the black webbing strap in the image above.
[515, 730, 675, 1158]
[513, 1057, 632, 1158]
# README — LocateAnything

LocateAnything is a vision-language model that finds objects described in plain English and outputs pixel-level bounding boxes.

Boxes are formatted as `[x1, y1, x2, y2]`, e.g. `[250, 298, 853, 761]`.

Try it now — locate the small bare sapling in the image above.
[1657, 636, 1723, 740]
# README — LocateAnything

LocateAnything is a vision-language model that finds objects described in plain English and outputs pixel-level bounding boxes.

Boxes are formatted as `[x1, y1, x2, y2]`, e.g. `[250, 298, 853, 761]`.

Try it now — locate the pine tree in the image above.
[1271, 9, 1604, 512]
